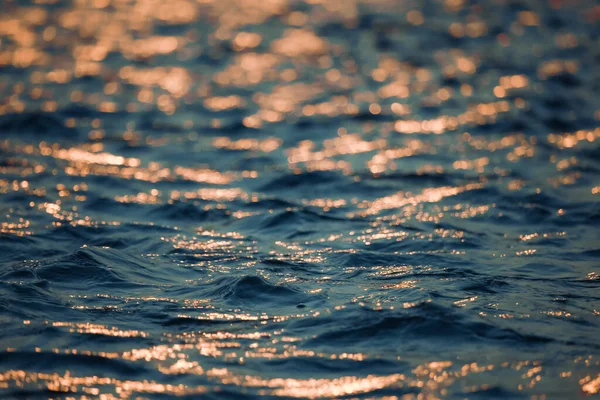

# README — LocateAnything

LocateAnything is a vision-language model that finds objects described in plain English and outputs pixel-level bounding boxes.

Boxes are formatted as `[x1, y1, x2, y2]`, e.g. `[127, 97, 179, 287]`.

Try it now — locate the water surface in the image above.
[1, 0, 600, 398]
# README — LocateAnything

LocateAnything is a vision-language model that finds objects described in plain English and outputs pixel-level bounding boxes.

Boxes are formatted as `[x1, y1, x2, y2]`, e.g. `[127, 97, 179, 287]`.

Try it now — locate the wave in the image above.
[305, 304, 554, 349]
[0, 111, 79, 138]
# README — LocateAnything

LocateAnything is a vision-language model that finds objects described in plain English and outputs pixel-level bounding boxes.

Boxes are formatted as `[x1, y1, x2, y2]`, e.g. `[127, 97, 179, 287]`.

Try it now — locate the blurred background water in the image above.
[0, 0, 599, 398]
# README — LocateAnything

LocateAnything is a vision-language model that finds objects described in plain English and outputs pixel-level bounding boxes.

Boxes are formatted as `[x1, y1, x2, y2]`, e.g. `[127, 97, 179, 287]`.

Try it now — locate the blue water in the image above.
[1, 0, 599, 398]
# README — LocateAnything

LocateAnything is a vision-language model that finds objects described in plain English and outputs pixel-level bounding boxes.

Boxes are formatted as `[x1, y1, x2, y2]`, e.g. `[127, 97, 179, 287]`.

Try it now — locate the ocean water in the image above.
[0, 0, 599, 398]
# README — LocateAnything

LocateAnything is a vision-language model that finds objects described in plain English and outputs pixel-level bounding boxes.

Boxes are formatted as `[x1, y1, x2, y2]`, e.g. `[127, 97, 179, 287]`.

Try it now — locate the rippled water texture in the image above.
[1, 0, 600, 398]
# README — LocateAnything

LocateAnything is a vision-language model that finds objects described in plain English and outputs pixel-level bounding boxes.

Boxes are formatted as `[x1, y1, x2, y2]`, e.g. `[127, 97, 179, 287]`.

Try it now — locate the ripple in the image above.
[1, 0, 599, 398]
